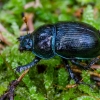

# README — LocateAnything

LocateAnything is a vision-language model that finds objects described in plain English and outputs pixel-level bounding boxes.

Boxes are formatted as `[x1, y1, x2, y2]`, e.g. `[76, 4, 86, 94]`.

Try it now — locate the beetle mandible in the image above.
[16, 21, 100, 84]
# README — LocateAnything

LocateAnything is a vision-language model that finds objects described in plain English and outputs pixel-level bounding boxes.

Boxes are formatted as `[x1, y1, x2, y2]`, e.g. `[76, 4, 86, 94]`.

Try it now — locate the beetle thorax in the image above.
[32, 25, 55, 58]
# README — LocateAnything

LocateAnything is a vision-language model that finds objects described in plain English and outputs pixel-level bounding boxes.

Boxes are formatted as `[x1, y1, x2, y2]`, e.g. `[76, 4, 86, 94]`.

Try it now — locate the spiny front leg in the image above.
[16, 56, 41, 72]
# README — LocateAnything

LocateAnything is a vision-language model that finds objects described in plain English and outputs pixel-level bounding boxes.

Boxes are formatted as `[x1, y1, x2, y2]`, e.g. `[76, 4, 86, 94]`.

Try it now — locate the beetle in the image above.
[16, 21, 100, 85]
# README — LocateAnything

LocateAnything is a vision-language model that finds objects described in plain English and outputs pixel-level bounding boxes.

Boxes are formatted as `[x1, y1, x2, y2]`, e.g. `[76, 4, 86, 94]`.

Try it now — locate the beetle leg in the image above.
[86, 56, 100, 69]
[70, 56, 100, 70]
[71, 57, 100, 70]
[63, 59, 94, 88]
[72, 56, 100, 70]
[16, 56, 41, 73]
[63, 59, 79, 83]
[65, 64, 80, 83]
[70, 59, 86, 69]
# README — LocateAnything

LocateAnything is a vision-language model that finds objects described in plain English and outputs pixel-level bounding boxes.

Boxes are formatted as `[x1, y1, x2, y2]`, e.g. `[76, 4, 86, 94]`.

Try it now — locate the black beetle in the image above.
[16, 21, 100, 84]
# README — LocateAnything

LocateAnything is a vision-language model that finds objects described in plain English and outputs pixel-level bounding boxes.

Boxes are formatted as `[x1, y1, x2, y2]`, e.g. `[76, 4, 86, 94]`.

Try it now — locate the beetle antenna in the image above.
[21, 12, 29, 34]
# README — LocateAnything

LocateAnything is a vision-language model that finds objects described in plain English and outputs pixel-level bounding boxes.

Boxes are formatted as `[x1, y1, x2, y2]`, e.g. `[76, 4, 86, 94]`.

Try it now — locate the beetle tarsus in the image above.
[16, 56, 41, 73]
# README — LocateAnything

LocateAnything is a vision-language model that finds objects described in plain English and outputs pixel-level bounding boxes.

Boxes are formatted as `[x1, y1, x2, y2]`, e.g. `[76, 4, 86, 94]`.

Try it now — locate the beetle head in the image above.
[18, 34, 33, 52]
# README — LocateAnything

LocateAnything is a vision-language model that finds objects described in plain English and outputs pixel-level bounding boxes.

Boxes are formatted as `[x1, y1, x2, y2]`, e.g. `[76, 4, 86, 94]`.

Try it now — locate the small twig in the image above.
[72, 68, 100, 87]
[66, 84, 78, 88]
[20, 13, 34, 35]
[17, 69, 29, 81]
[0, 69, 29, 100]
[22, 13, 29, 34]
[72, 68, 100, 78]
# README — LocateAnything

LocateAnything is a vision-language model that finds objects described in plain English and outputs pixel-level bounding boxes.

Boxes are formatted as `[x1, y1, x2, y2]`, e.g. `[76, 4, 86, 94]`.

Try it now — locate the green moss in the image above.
[0, 0, 100, 100]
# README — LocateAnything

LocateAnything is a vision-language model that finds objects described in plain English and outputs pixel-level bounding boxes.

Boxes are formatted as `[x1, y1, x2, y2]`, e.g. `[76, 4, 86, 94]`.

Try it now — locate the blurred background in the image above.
[0, 0, 100, 100]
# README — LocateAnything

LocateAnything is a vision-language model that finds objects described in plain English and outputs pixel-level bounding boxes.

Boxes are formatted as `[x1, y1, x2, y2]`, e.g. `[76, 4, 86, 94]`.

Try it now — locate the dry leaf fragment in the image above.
[20, 13, 34, 35]
[0, 23, 9, 33]
[0, 32, 11, 46]
[24, 0, 42, 9]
